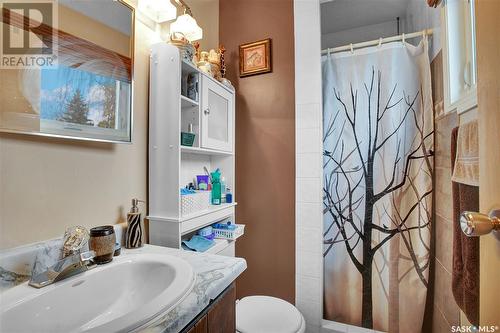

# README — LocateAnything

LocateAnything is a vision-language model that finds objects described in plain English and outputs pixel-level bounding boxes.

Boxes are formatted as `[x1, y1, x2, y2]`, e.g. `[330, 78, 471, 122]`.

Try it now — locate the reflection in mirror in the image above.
[0, 0, 134, 143]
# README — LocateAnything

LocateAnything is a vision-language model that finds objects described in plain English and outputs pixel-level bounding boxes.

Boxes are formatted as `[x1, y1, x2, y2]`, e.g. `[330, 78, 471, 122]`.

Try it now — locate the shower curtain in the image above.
[322, 38, 433, 332]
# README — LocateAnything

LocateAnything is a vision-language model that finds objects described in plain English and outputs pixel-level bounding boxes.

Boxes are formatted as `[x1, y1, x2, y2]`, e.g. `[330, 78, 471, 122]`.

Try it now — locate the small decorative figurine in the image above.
[219, 45, 226, 78]
[218, 44, 233, 89]
[208, 49, 222, 81]
[193, 41, 201, 63]
[198, 51, 213, 76]
[168, 32, 195, 63]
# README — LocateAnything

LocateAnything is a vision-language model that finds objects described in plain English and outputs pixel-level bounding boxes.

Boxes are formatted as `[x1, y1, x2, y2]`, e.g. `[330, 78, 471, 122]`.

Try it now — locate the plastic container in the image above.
[181, 132, 195, 146]
[197, 226, 213, 237]
[196, 175, 209, 190]
[181, 191, 210, 216]
[213, 224, 245, 240]
[211, 170, 221, 205]
[89, 226, 116, 264]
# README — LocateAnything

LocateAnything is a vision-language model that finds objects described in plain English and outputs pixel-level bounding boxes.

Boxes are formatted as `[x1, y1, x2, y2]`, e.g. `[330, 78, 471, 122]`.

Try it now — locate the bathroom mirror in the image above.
[0, 0, 134, 143]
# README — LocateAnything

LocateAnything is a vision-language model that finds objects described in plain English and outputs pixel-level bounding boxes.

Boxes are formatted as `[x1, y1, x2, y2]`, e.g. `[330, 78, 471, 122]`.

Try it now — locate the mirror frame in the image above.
[0, 0, 136, 144]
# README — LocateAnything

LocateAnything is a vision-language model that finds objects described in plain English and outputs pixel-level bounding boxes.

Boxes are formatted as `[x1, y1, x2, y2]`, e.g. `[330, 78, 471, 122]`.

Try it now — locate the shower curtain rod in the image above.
[321, 29, 433, 55]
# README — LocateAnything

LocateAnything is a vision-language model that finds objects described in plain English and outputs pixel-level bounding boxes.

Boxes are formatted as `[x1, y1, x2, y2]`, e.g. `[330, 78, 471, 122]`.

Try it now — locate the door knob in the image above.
[460, 210, 500, 237]
[204, 108, 210, 115]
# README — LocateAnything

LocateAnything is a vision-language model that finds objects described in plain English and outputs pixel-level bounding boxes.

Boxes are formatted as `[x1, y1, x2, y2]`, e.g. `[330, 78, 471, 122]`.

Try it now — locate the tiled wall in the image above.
[431, 52, 461, 332]
[294, 1, 323, 332]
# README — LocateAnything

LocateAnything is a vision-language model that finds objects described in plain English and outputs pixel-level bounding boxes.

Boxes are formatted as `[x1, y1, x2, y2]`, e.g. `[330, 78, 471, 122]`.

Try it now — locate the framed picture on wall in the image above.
[239, 38, 272, 77]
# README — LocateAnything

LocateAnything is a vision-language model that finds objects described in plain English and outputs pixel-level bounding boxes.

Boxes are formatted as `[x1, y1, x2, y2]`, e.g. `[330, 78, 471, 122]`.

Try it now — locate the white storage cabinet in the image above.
[148, 43, 240, 257]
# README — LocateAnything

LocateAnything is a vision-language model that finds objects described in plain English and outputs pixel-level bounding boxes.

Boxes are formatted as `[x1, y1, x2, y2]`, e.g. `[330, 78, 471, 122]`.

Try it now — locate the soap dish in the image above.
[114, 243, 121, 256]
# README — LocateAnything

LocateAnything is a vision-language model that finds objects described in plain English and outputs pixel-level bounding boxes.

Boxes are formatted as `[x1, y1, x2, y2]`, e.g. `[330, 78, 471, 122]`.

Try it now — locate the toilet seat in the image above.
[236, 296, 306, 333]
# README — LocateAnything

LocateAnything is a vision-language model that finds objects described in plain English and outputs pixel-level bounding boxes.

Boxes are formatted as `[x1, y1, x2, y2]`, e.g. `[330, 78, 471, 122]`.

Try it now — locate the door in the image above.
[476, 0, 500, 327]
[200, 75, 234, 152]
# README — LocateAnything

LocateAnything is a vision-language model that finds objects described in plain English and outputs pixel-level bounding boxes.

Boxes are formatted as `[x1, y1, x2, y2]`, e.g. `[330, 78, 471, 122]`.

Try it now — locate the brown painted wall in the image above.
[219, 0, 295, 303]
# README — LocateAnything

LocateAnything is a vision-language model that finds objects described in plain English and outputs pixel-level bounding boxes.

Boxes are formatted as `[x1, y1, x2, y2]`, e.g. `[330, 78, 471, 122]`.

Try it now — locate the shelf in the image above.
[149, 202, 236, 225]
[180, 202, 237, 235]
[181, 95, 199, 108]
[182, 59, 199, 74]
[182, 59, 233, 94]
[200, 71, 235, 94]
[181, 202, 237, 222]
[205, 239, 231, 254]
[181, 145, 233, 156]
[181, 238, 233, 255]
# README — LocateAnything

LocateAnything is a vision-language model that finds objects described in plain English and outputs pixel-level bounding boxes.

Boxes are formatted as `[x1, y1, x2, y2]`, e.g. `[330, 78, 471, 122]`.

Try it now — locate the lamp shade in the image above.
[138, 0, 176, 23]
[170, 14, 203, 42]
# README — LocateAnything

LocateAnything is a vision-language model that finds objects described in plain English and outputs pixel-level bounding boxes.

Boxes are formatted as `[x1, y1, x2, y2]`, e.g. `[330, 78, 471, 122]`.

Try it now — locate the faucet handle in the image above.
[80, 250, 96, 263]
[62, 226, 90, 258]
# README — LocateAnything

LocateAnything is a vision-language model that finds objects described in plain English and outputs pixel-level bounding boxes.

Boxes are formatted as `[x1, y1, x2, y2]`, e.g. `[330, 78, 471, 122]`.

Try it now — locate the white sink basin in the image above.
[0, 253, 195, 333]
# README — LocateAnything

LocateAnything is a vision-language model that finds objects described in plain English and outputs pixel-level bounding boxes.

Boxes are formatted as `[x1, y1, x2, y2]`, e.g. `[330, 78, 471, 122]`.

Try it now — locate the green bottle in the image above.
[211, 170, 222, 205]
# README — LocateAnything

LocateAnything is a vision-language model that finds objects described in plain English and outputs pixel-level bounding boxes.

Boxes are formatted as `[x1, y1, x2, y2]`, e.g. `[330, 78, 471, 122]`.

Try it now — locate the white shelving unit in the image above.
[148, 43, 238, 256]
[181, 95, 199, 108]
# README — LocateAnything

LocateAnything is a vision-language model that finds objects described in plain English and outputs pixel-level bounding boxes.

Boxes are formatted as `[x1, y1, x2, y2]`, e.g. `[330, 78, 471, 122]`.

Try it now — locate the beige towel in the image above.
[452, 121, 479, 186]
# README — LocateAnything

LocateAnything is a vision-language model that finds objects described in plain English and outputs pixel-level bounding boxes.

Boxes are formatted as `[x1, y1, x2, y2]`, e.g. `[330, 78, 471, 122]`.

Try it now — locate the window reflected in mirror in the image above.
[0, 0, 134, 143]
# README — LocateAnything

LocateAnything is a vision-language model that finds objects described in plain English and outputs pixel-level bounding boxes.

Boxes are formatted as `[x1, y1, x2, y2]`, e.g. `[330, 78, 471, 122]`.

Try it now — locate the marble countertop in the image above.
[130, 245, 247, 333]
[0, 243, 246, 333]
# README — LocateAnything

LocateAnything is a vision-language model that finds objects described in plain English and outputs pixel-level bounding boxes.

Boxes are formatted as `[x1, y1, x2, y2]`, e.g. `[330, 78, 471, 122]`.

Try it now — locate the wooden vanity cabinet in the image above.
[184, 283, 236, 333]
[187, 316, 207, 333]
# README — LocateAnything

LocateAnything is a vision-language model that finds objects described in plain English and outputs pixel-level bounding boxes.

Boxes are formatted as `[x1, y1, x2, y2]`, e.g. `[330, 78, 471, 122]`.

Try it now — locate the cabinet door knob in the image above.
[204, 108, 210, 115]
[460, 210, 500, 237]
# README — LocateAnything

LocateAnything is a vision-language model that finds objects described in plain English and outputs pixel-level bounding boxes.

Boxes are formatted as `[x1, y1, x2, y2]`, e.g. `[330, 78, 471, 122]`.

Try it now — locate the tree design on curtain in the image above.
[323, 68, 434, 329]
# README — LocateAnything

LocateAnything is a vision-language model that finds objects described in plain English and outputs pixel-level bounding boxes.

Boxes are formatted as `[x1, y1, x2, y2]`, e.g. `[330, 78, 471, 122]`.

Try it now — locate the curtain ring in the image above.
[350, 43, 354, 54]
[378, 38, 383, 48]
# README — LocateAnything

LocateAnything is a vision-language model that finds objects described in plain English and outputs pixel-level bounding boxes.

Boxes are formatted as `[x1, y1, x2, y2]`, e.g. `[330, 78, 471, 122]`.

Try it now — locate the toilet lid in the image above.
[236, 296, 303, 333]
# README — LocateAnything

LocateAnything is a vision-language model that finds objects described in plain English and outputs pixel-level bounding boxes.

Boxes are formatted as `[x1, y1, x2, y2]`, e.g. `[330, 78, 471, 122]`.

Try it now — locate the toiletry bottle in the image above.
[226, 188, 233, 204]
[126, 198, 145, 249]
[221, 177, 226, 203]
[221, 177, 226, 194]
[211, 171, 221, 205]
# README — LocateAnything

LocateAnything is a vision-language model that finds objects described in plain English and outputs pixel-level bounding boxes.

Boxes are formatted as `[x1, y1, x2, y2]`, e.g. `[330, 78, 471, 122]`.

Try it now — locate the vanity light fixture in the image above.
[171, 0, 203, 41]
[138, 0, 176, 23]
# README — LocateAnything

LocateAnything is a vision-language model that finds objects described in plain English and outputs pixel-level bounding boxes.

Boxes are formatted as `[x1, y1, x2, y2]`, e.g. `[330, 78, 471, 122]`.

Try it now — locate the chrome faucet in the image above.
[29, 250, 96, 288]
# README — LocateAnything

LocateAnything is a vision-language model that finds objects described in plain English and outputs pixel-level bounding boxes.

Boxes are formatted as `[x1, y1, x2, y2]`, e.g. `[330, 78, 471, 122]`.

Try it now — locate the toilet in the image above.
[236, 296, 306, 333]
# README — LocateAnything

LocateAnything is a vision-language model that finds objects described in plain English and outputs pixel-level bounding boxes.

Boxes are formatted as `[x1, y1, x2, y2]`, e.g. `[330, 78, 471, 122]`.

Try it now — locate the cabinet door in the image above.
[207, 284, 235, 333]
[201, 76, 234, 152]
[187, 315, 208, 333]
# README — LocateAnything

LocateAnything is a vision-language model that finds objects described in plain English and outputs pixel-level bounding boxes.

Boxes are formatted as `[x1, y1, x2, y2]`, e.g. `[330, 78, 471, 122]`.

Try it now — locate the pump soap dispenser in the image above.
[126, 198, 145, 249]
